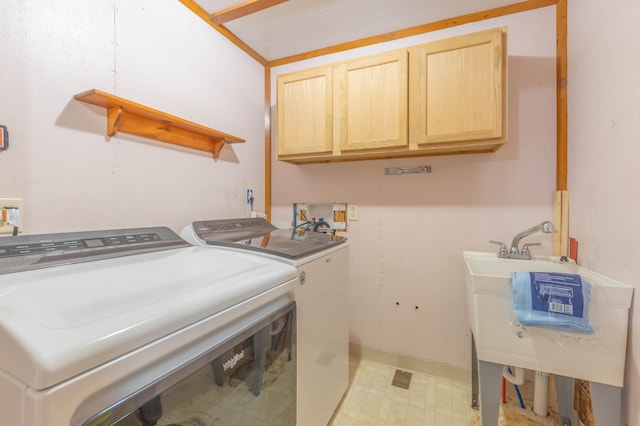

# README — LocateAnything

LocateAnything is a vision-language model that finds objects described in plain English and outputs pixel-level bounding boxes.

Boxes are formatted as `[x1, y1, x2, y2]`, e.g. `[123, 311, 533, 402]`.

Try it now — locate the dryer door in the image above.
[78, 301, 296, 426]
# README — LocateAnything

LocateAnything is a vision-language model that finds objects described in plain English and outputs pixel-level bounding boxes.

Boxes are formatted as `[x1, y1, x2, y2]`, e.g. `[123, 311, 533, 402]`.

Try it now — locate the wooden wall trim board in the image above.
[265, 66, 272, 220]
[556, 0, 568, 192]
[552, 190, 569, 257]
[267, 0, 558, 67]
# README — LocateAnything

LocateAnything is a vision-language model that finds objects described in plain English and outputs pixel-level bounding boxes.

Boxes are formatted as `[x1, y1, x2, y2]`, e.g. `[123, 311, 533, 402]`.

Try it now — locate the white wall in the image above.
[10, 0, 636, 418]
[0, 0, 265, 234]
[568, 0, 640, 423]
[271, 7, 557, 370]
[5, 0, 638, 419]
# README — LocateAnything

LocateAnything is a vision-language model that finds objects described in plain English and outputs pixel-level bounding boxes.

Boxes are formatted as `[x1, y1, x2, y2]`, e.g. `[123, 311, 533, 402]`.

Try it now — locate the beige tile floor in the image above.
[329, 357, 476, 426]
[329, 357, 564, 426]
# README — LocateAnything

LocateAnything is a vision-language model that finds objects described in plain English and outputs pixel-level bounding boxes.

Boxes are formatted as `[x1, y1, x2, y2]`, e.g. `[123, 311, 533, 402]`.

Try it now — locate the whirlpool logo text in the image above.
[222, 350, 245, 371]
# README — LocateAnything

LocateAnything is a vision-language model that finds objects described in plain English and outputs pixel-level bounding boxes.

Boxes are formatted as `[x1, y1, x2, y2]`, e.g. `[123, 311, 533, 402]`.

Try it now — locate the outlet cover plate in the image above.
[347, 204, 359, 221]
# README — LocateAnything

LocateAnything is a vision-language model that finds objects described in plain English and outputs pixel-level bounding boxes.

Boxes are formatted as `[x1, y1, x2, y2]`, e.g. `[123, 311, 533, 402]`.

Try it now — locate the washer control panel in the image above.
[193, 218, 277, 242]
[0, 227, 189, 275]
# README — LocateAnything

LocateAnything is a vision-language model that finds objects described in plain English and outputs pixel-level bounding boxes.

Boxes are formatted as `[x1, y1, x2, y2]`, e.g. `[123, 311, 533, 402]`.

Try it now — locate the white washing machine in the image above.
[0, 227, 298, 426]
[181, 218, 349, 426]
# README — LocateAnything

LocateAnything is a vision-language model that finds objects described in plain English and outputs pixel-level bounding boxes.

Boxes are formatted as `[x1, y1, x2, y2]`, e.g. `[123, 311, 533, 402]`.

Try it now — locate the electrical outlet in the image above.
[347, 204, 359, 221]
[0, 198, 24, 234]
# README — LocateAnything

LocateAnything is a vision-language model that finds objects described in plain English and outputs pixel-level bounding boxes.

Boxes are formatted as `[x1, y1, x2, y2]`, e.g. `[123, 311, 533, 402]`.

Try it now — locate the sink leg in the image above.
[479, 360, 503, 426]
[555, 375, 574, 426]
[590, 382, 622, 426]
[471, 334, 479, 410]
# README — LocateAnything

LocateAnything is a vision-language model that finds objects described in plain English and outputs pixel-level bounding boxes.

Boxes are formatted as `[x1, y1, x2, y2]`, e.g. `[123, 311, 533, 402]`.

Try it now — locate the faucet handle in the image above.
[521, 242, 541, 255]
[489, 240, 508, 257]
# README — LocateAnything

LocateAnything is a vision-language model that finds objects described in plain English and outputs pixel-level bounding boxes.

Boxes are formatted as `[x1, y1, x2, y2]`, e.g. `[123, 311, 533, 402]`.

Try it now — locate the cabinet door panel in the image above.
[337, 51, 408, 152]
[277, 68, 333, 157]
[410, 28, 505, 145]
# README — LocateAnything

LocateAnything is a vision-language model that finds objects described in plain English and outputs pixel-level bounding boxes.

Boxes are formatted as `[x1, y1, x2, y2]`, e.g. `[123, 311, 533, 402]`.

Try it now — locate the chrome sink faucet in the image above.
[490, 221, 555, 259]
[510, 221, 554, 254]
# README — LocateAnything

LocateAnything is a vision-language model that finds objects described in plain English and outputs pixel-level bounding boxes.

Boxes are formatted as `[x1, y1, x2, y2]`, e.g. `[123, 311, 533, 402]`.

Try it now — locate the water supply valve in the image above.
[489, 240, 508, 257]
[521, 242, 542, 255]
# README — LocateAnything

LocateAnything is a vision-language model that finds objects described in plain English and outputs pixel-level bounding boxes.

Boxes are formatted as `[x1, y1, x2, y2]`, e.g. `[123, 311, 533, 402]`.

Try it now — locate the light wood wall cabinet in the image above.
[276, 67, 333, 157]
[409, 28, 506, 147]
[336, 51, 408, 153]
[276, 27, 507, 164]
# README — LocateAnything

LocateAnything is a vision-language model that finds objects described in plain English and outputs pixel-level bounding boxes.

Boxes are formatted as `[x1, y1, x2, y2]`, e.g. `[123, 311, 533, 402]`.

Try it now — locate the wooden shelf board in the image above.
[74, 89, 244, 158]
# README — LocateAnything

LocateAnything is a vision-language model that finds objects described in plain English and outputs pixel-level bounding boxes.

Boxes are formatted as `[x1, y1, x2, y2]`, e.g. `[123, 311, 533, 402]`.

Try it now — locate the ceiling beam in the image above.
[210, 0, 288, 25]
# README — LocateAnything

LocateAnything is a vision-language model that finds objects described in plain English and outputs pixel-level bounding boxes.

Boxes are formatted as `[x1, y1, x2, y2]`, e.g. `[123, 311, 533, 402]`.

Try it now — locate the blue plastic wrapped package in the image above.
[512, 272, 594, 334]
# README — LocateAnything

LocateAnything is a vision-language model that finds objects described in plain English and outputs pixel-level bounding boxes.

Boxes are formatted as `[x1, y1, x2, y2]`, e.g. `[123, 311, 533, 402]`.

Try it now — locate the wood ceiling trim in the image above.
[268, 0, 559, 67]
[210, 0, 288, 25]
[178, 0, 268, 66]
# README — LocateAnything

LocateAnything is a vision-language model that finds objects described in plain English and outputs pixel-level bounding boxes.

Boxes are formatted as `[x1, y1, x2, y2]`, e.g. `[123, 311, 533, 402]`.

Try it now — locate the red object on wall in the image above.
[0, 125, 8, 150]
[569, 238, 578, 262]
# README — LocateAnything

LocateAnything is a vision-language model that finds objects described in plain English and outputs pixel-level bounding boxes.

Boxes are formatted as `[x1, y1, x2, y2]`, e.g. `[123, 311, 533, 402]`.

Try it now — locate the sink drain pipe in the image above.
[533, 371, 550, 416]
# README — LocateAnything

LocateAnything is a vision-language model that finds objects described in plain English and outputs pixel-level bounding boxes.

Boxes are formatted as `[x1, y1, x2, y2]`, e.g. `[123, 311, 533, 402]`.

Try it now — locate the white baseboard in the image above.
[349, 343, 470, 384]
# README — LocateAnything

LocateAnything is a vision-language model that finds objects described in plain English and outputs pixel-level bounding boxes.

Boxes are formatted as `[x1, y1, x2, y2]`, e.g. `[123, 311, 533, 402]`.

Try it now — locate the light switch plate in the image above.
[0, 198, 24, 234]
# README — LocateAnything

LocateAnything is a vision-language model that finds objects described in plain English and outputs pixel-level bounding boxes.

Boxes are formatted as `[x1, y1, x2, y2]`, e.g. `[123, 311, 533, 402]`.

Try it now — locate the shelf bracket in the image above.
[212, 138, 225, 158]
[107, 106, 123, 137]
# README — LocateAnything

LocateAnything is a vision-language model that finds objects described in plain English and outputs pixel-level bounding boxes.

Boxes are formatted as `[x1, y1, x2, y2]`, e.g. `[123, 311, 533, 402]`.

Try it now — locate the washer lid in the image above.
[190, 218, 347, 259]
[0, 246, 297, 390]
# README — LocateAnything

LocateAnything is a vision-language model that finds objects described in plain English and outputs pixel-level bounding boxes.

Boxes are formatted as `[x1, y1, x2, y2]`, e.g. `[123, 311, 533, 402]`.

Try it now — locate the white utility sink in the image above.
[463, 251, 634, 387]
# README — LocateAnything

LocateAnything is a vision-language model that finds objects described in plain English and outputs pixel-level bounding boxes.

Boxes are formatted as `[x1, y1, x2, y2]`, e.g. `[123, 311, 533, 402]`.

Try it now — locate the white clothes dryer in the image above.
[0, 227, 298, 426]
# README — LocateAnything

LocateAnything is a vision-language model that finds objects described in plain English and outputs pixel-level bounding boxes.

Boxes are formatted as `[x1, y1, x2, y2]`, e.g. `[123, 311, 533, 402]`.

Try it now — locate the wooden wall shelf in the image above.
[74, 89, 244, 158]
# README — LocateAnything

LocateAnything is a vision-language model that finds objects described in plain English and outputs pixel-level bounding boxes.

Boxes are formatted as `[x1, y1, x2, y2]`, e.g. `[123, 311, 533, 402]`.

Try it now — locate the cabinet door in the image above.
[336, 51, 408, 152]
[277, 67, 333, 157]
[410, 28, 506, 145]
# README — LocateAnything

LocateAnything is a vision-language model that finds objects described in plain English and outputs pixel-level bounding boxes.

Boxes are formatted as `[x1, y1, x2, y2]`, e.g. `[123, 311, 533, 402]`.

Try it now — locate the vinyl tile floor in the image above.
[328, 357, 476, 426]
